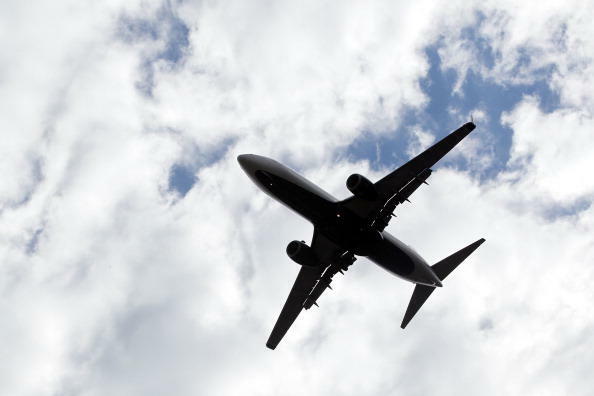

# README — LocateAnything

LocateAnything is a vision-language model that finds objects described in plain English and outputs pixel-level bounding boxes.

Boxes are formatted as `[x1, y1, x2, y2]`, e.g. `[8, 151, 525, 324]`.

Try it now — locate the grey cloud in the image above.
[25, 226, 44, 255]
[118, 3, 190, 96]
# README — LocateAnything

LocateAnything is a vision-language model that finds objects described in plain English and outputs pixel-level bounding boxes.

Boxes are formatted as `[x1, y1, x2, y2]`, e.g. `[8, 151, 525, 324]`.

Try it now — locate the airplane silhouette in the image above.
[238, 122, 485, 350]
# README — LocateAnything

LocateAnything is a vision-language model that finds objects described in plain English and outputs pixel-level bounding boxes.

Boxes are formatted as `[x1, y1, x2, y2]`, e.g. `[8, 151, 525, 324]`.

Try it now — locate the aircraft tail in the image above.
[401, 238, 485, 329]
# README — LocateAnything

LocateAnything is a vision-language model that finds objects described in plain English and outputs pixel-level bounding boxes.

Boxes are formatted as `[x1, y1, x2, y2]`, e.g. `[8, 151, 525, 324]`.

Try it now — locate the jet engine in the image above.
[346, 173, 378, 200]
[286, 240, 318, 267]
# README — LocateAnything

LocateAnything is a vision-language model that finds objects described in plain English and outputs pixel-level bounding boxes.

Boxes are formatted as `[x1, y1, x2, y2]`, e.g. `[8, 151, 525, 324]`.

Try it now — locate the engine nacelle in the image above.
[286, 240, 318, 267]
[346, 173, 378, 200]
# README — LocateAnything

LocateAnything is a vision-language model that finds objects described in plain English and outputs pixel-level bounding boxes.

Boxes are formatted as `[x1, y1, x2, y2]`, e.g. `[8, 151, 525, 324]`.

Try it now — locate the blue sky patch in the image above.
[119, 5, 190, 96]
[344, 30, 561, 183]
[168, 163, 197, 197]
[167, 136, 238, 198]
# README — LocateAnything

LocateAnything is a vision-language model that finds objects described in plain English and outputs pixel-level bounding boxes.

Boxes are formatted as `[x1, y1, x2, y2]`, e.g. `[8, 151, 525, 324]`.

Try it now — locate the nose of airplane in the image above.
[237, 154, 252, 171]
[238, 154, 264, 177]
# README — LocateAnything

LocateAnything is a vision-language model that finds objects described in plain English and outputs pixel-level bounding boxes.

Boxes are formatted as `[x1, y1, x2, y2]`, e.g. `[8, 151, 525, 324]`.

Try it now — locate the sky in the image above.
[1, 0, 594, 395]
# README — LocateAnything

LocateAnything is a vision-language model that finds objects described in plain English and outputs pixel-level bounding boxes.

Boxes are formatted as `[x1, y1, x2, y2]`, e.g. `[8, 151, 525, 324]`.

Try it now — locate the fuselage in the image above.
[238, 154, 442, 287]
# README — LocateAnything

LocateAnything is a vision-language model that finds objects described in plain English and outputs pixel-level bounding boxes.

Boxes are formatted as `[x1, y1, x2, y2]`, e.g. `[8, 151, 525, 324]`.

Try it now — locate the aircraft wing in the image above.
[343, 122, 476, 222]
[374, 122, 476, 198]
[266, 230, 346, 350]
[266, 263, 324, 349]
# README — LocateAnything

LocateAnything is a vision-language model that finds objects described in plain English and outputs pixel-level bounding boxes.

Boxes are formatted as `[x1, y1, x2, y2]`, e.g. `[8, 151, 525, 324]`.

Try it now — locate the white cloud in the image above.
[150, 0, 441, 167]
[1, 0, 594, 395]
[502, 96, 594, 204]
[436, 0, 594, 112]
[406, 125, 436, 157]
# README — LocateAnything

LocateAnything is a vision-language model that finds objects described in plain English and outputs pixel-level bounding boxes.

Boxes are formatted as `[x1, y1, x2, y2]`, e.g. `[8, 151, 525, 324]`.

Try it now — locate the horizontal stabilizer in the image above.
[401, 284, 435, 329]
[431, 238, 486, 281]
[401, 238, 485, 329]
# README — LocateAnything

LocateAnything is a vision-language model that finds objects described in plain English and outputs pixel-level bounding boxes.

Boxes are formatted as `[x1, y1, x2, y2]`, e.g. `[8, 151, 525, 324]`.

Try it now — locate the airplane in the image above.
[237, 122, 485, 350]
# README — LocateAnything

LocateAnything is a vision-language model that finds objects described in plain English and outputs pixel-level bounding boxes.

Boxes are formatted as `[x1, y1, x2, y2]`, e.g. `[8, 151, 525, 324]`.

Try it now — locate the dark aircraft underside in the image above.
[238, 122, 485, 349]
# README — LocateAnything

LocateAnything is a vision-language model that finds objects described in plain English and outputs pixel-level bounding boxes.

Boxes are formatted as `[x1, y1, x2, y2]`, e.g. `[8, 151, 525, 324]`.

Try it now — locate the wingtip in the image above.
[266, 342, 276, 350]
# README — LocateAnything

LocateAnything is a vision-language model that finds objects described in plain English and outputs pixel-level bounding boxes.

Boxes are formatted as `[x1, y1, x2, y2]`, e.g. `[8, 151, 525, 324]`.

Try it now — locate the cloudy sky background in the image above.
[2, 0, 594, 394]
